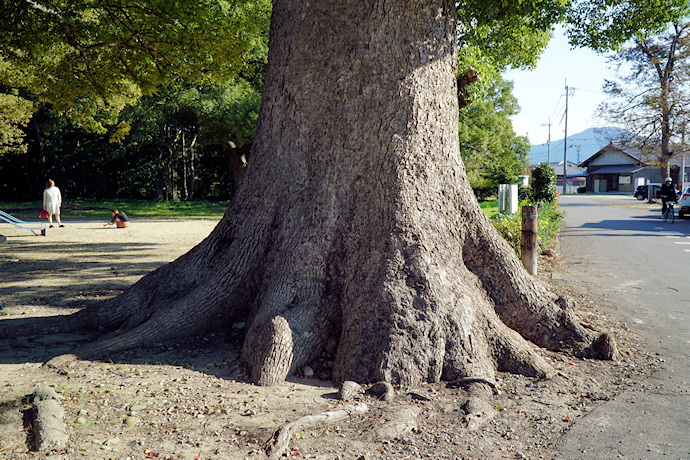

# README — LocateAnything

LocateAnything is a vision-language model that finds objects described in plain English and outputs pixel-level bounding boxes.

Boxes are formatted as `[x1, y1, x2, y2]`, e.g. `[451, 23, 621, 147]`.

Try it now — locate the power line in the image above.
[551, 95, 566, 120]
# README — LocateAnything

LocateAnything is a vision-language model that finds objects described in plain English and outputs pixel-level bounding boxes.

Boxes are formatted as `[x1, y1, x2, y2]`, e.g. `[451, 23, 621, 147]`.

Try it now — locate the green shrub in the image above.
[492, 212, 523, 255]
[530, 163, 558, 203]
[518, 185, 532, 201]
[490, 200, 564, 257]
[535, 201, 564, 252]
[468, 172, 496, 201]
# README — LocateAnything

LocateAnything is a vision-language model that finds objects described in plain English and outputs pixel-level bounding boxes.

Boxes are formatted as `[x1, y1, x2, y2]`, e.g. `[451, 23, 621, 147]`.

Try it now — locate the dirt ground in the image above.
[0, 216, 660, 460]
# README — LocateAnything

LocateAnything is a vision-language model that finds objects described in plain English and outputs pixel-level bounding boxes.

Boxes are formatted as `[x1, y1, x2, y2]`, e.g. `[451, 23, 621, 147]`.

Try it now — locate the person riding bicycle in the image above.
[660, 177, 677, 215]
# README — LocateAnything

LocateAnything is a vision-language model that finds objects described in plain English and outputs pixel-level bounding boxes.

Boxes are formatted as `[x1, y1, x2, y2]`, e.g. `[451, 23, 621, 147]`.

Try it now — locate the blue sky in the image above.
[504, 26, 615, 147]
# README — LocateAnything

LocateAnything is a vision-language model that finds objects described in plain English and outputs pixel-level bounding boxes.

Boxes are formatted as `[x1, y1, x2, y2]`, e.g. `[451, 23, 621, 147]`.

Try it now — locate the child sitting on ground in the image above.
[104, 209, 130, 228]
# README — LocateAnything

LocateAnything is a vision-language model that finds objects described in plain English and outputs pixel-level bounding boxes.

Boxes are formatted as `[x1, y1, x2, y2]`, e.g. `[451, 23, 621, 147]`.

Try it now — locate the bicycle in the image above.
[664, 201, 676, 223]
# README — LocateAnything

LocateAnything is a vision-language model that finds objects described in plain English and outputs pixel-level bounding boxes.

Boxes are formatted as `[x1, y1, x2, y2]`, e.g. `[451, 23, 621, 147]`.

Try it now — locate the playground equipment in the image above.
[0, 210, 47, 236]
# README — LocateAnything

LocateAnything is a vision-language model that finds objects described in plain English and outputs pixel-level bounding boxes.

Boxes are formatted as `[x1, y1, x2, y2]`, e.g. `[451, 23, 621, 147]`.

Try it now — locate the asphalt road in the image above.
[553, 194, 690, 459]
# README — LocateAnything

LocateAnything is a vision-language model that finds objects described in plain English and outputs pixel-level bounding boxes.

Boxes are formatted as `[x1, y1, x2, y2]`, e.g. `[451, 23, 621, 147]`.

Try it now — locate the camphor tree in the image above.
[1, 0, 685, 418]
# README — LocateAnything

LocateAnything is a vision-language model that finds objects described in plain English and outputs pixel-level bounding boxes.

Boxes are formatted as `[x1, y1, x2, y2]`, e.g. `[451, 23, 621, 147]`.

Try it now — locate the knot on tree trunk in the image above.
[243, 315, 294, 386]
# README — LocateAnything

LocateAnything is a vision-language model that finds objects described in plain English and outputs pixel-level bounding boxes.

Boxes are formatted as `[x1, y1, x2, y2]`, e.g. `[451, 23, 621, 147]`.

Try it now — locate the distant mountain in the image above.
[528, 127, 630, 165]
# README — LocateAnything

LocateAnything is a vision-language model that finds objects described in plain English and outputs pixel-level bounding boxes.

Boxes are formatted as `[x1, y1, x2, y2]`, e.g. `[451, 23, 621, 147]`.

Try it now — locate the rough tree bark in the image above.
[0, 0, 614, 393]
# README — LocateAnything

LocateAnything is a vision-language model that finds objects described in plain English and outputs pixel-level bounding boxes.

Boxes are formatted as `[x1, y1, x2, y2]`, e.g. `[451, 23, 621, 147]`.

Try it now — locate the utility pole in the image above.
[682, 125, 687, 192]
[541, 119, 552, 165]
[562, 82, 575, 194]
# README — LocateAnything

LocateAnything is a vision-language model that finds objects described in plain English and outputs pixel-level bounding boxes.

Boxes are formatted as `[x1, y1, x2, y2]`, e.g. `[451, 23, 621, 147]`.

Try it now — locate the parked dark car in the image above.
[633, 184, 661, 200]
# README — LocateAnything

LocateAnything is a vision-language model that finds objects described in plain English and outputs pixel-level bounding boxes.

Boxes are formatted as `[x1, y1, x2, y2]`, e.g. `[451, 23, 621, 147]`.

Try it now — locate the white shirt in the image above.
[43, 186, 62, 214]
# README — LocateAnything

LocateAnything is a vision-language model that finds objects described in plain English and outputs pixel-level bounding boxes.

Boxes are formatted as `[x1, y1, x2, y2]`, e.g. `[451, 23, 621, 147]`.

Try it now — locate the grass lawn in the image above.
[478, 198, 498, 219]
[0, 199, 228, 220]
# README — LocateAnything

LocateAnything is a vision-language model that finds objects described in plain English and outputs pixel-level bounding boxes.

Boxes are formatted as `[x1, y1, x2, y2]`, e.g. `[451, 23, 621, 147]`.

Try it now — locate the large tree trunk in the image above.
[0, 0, 613, 390]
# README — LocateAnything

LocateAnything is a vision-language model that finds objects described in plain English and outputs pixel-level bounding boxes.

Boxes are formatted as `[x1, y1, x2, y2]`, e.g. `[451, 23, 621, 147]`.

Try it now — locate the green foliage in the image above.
[456, 1, 560, 107]
[457, 0, 689, 107]
[0, 0, 270, 201]
[530, 163, 558, 203]
[459, 76, 530, 200]
[566, 0, 690, 52]
[458, 1, 565, 71]
[0, 91, 33, 155]
[116, 79, 262, 200]
[196, 79, 262, 148]
[0, 0, 271, 131]
[0, 76, 262, 201]
[535, 200, 565, 252]
[491, 211, 523, 255]
[490, 200, 564, 257]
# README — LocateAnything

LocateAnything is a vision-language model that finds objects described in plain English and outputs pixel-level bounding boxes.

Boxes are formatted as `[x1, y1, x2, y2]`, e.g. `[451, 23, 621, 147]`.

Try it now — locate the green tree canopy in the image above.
[455, 0, 690, 114]
[458, 0, 563, 71]
[0, 90, 33, 155]
[2, 0, 685, 124]
[566, 0, 690, 52]
[0, 0, 270, 127]
[116, 79, 262, 200]
[459, 75, 529, 200]
[456, 1, 562, 107]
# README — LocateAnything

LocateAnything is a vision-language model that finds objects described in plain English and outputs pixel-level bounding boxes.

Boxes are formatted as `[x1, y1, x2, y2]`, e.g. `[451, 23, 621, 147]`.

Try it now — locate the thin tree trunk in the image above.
[22, 149, 31, 199]
[187, 133, 198, 200]
[182, 131, 189, 200]
[227, 144, 248, 200]
[155, 125, 169, 200]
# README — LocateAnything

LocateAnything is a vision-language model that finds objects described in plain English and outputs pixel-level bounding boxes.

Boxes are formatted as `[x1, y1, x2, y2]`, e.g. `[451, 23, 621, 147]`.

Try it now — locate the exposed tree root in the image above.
[463, 383, 497, 431]
[590, 331, 618, 360]
[447, 377, 499, 394]
[265, 403, 368, 460]
[243, 316, 294, 386]
[462, 205, 616, 360]
[0, 314, 84, 338]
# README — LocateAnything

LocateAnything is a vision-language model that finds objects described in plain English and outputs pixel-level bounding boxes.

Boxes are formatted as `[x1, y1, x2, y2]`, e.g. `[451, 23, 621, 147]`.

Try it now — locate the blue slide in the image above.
[0, 210, 47, 236]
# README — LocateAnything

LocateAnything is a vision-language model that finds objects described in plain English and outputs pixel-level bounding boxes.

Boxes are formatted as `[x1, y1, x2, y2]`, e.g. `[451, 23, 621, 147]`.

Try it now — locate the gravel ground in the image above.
[0, 217, 659, 459]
